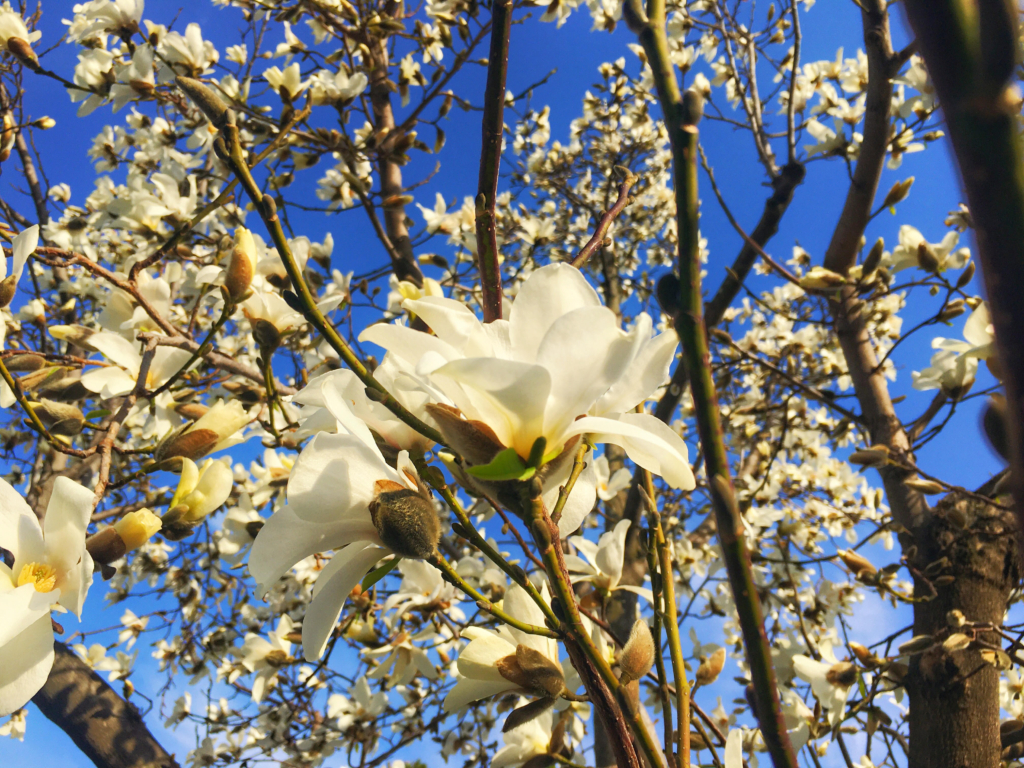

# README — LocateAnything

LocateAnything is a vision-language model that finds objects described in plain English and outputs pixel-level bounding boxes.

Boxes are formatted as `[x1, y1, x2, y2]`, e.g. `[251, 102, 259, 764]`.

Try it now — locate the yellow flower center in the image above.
[17, 562, 57, 592]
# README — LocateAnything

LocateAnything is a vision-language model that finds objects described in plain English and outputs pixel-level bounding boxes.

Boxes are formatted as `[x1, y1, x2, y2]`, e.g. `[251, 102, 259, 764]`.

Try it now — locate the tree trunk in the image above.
[33, 642, 179, 768]
[906, 493, 1019, 768]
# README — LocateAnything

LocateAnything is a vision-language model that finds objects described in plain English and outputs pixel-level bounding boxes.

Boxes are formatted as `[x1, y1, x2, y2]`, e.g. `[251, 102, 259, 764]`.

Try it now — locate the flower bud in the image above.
[983, 395, 1010, 461]
[696, 647, 726, 686]
[862, 238, 884, 276]
[839, 549, 877, 579]
[5, 36, 37, 68]
[5, 353, 45, 372]
[880, 177, 914, 210]
[496, 644, 565, 697]
[157, 400, 251, 461]
[681, 88, 704, 127]
[0, 111, 15, 163]
[32, 116, 54, 130]
[897, 634, 936, 656]
[32, 398, 85, 436]
[112, 508, 163, 551]
[0, 274, 16, 307]
[799, 266, 846, 292]
[368, 479, 440, 559]
[848, 444, 890, 467]
[955, 260, 976, 288]
[175, 76, 230, 128]
[904, 477, 945, 495]
[619, 619, 655, 683]
[224, 227, 256, 301]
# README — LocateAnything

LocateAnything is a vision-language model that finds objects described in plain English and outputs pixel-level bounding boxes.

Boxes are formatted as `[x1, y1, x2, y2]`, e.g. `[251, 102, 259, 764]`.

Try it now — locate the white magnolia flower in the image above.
[327, 676, 388, 730]
[381, 558, 464, 624]
[58, 329, 196, 399]
[242, 288, 304, 337]
[444, 583, 561, 711]
[565, 519, 653, 603]
[118, 609, 148, 649]
[362, 627, 440, 687]
[886, 225, 970, 274]
[361, 263, 695, 532]
[263, 63, 308, 100]
[168, 458, 234, 524]
[0, 225, 38, 347]
[238, 614, 295, 704]
[310, 67, 369, 105]
[594, 454, 631, 500]
[492, 702, 556, 768]
[912, 303, 994, 393]
[0, 476, 94, 715]
[249, 405, 434, 661]
[792, 640, 857, 726]
[0, 5, 40, 53]
[215, 494, 262, 564]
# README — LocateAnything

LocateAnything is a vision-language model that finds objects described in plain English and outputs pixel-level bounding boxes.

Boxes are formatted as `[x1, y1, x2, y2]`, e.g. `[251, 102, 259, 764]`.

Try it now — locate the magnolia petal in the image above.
[593, 323, 678, 416]
[536, 307, 634, 444]
[186, 460, 234, 521]
[549, 455, 598, 537]
[457, 629, 516, 680]
[360, 323, 460, 368]
[617, 585, 655, 604]
[403, 296, 485, 353]
[319, 374, 379, 450]
[444, 676, 517, 712]
[0, 584, 56, 648]
[42, 476, 94, 618]
[595, 519, 631, 589]
[0, 478, 41, 564]
[434, 358, 551, 457]
[492, 744, 535, 768]
[81, 366, 137, 398]
[0, 613, 54, 716]
[724, 729, 743, 768]
[11, 225, 38, 284]
[303, 542, 387, 661]
[566, 413, 695, 490]
[287, 432, 393, 525]
[248, 505, 380, 596]
[87, 331, 143, 374]
[147, 347, 198, 389]
[508, 263, 600, 363]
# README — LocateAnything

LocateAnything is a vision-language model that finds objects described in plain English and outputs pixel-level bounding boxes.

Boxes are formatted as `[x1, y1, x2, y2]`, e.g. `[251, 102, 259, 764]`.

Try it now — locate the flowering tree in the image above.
[0, 2, 1022, 768]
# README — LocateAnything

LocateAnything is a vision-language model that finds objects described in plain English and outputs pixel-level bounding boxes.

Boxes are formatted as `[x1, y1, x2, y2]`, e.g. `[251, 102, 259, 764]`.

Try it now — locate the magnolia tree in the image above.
[0, 1, 1023, 768]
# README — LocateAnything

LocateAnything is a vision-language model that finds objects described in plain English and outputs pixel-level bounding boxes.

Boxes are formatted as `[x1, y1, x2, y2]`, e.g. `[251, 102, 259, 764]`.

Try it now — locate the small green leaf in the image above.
[526, 436, 547, 469]
[85, 409, 112, 420]
[466, 448, 536, 481]
[361, 556, 402, 591]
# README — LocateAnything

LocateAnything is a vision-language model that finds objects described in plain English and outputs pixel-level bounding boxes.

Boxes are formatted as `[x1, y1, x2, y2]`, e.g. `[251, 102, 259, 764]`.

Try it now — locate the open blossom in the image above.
[444, 583, 563, 712]
[912, 303, 994, 393]
[792, 639, 858, 726]
[0, 225, 38, 346]
[249, 401, 437, 661]
[237, 614, 295, 703]
[328, 676, 388, 731]
[565, 519, 653, 603]
[0, 476, 94, 715]
[885, 225, 970, 274]
[361, 263, 695, 531]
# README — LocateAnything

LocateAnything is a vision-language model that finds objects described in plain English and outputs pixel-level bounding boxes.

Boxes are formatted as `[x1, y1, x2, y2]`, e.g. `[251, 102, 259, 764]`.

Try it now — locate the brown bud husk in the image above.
[175, 76, 230, 127]
[619, 620, 655, 683]
[681, 88, 704, 127]
[503, 697, 556, 733]
[6, 37, 38, 67]
[85, 527, 128, 566]
[252, 319, 282, 351]
[881, 177, 914, 209]
[849, 445, 890, 467]
[157, 427, 220, 462]
[4, 354, 45, 372]
[897, 634, 936, 655]
[839, 549, 877, 579]
[904, 478, 946, 495]
[862, 238, 885, 276]
[696, 647, 726, 687]
[0, 275, 16, 308]
[956, 260, 976, 288]
[497, 645, 565, 697]
[825, 662, 858, 687]
[368, 479, 440, 559]
[224, 243, 254, 301]
[425, 403, 505, 466]
[916, 242, 941, 272]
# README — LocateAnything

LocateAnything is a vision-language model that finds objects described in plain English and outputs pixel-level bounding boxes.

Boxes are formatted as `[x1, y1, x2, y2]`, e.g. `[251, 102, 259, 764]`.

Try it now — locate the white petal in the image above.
[593, 323, 677, 416]
[0, 478, 40, 564]
[595, 519, 631, 587]
[434, 358, 551, 457]
[302, 542, 387, 661]
[286, 432, 392, 526]
[508, 263, 600, 363]
[0, 613, 54, 716]
[81, 367, 136, 398]
[359, 322, 460, 368]
[43, 477, 94, 618]
[457, 630, 516, 679]
[444, 676, 516, 712]
[11, 225, 38, 284]
[87, 332, 143, 374]
[0, 584, 56, 648]
[403, 296, 485, 353]
[566, 413, 695, 490]
[549, 453, 598, 536]
[724, 728, 743, 768]
[248, 505, 379, 596]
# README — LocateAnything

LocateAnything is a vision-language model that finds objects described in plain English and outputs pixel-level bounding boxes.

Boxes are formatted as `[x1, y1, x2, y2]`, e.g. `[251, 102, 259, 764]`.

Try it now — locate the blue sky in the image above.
[2, 1, 1006, 766]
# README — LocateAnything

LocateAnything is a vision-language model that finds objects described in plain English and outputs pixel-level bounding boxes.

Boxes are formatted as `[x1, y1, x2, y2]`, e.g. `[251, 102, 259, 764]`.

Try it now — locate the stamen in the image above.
[17, 562, 57, 592]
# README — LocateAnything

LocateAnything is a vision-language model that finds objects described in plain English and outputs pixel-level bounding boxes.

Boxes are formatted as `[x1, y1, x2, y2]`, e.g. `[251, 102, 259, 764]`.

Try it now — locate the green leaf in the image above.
[361, 556, 402, 591]
[85, 409, 112, 420]
[466, 447, 536, 481]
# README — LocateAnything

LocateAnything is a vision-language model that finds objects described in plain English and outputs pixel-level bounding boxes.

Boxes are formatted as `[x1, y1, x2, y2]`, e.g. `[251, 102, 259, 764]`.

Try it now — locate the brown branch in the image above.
[33, 642, 179, 768]
[571, 170, 639, 269]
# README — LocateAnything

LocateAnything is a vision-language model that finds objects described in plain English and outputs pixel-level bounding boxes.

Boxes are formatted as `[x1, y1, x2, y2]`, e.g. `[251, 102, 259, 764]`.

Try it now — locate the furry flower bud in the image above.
[619, 620, 655, 683]
[368, 479, 440, 559]
[224, 227, 256, 301]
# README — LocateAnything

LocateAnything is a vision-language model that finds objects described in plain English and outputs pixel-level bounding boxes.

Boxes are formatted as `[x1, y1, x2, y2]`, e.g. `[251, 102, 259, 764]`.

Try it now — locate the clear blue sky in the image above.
[2, 1, 1003, 766]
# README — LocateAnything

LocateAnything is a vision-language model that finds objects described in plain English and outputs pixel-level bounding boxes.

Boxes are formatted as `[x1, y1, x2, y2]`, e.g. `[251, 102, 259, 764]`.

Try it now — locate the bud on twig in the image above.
[880, 177, 914, 210]
[862, 238, 885, 276]
[695, 647, 726, 687]
[369, 479, 440, 559]
[224, 227, 256, 301]
[175, 76, 230, 128]
[681, 88, 704, 127]
[619, 620, 655, 684]
[916, 242, 941, 273]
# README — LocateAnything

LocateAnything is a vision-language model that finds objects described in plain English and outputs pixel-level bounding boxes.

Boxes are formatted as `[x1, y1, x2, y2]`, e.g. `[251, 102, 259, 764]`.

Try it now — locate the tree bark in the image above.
[907, 493, 1019, 768]
[33, 642, 179, 768]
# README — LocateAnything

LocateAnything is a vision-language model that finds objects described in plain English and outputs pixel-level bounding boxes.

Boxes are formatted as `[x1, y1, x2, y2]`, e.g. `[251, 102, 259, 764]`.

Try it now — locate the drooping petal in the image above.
[433, 358, 551, 457]
[566, 413, 695, 490]
[302, 542, 387, 661]
[42, 476, 94, 618]
[444, 675, 517, 712]
[535, 307, 634, 445]
[286, 432, 394, 525]
[508, 263, 600, 363]
[248, 505, 380, 596]
[0, 613, 54, 716]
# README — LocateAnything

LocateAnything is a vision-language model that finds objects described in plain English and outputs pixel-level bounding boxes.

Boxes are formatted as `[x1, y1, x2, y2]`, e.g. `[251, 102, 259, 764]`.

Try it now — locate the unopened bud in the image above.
[904, 478, 945, 495]
[175, 76, 230, 128]
[799, 266, 846, 292]
[681, 88, 704, 127]
[983, 395, 1010, 462]
[916, 242, 941, 272]
[955, 260, 976, 288]
[6, 37, 38, 68]
[32, 116, 55, 130]
[897, 634, 936, 655]
[839, 549, 877, 579]
[5, 353, 45, 372]
[696, 647, 726, 686]
[112, 508, 162, 552]
[0, 274, 16, 307]
[157, 427, 220, 462]
[252, 318, 282, 351]
[368, 479, 440, 559]
[619, 620, 655, 683]
[33, 399, 85, 436]
[849, 642, 882, 668]
[862, 238, 884, 276]
[849, 445, 890, 467]
[224, 227, 256, 301]
[881, 177, 914, 210]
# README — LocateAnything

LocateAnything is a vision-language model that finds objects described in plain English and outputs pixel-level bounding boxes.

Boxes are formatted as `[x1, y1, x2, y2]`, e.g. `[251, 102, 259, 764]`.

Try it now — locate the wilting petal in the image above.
[509, 263, 600, 363]
[248, 506, 380, 596]
[566, 413, 695, 490]
[42, 477, 94, 618]
[0, 613, 54, 716]
[434, 358, 551, 456]
[303, 542, 387, 661]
